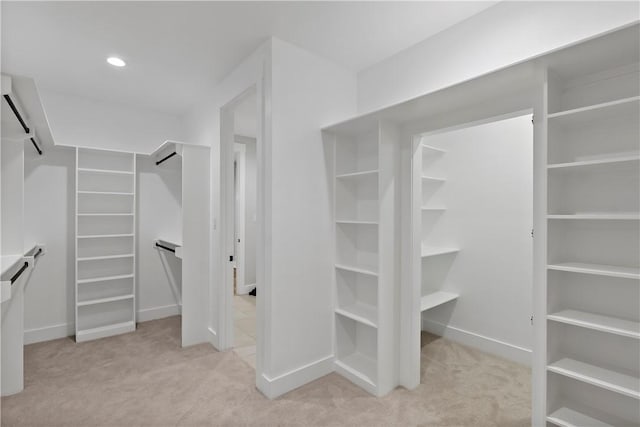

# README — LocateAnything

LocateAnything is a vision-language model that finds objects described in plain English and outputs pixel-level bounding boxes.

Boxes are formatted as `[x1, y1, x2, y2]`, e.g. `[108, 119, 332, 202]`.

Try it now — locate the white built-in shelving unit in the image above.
[544, 49, 640, 426]
[329, 121, 399, 396]
[75, 147, 137, 342]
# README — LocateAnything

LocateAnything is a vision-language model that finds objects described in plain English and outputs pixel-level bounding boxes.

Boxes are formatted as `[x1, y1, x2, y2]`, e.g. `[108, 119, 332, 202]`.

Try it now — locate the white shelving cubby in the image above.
[75, 147, 137, 342]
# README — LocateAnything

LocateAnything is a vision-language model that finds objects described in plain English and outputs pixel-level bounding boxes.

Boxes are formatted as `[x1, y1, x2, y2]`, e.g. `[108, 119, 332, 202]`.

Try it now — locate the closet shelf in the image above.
[421, 175, 446, 183]
[336, 220, 378, 225]
[77, 234, 134, 239]
[75, 320, 136, 343]
[421, 144, 446, 154]
[77, 294, 134, 307]
[547, 155, 640, 170]
[77, 274, 134, 285]
[421, 207, 446, 212]
[77, 213, 134, 217]
[335, 264, 378, 277]
[547, 96, 640, 125]
[77, 191, 134, 196]
[77, 254, 134, 262]
[335, 304, 378, 328]
[547, 262, 640, 280]
[421, 247, 459, 258]
[420, 291, 458, 311]
[547, 407, 614, 427]
[548, 309, 640, 339]
[77, 167, 134, 175]
[335, 170, 379, 179]
[547, 358, 640, 399]
[335, 352, 377, 389]
[547, 213, 640, 220]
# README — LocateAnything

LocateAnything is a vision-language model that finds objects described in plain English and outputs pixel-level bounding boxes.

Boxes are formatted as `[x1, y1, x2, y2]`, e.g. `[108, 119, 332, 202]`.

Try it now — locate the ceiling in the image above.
[1, 1, 498, 116]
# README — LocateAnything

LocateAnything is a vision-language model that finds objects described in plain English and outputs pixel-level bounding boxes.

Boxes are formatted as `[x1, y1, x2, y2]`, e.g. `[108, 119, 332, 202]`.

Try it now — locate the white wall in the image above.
[39, 89, 186, 153]
[267, 37, 356, 386]
[420, 114, 533, 364]
[358, 1, 639, 113]
[235, 136, 257, 288]
[23, 146, 75, 343]
[136, 155, 182, 322]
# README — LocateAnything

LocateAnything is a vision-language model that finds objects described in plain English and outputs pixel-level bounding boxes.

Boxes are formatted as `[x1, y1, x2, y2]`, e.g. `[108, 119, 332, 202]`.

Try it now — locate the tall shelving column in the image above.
[544, 60, 640, 426]
[75, 148, 137, 342]
[331, 120, 398, 396]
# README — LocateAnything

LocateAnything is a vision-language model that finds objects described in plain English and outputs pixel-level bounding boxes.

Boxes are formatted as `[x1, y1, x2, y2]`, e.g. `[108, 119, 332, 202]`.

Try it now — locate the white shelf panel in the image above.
[335, 304, 378, 328]
[421, 144, 446, 154]
[548, 155, 640, 170]
[421, 175, 446, 182]
[548, 358, 640, 399]
[548, 309, 640, 339]
[77, 191, 134, 196]
[421, 246, 459, 258]
[1, 254, 23, 278]
[420, 291, 458, 311]
[77, 167, 134, 175]
[335, 220, 378, 225]
[421, 207, 446, 211]
[77, 254, 134, 262]
[77, 274, 135, 285]
[335, 352, 377, 390]
[547, 213, 640, 220]
[547, 407, 614, 427]
[77, 213, 134, 217]
[548, 96, 640, 125]
[75, 321, 135, 343]
[77, 294, 134, 307]
[77, 234, 134, 239]
[335, 264, 378, 277]
[547, 262, 640, 280]
[335, 170, 379, 179]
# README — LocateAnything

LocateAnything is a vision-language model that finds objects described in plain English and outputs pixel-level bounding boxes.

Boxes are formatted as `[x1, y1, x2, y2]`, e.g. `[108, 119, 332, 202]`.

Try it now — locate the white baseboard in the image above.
[24, 322, 74, 345]
[258, 354, 334, 399]
[207, 327, 219, 349]
[137, 304, 181, 322]
[422, 318, 532, 366]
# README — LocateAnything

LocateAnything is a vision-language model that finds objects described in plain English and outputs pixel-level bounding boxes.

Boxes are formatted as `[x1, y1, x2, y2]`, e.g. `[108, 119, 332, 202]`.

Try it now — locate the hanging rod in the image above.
[3, 94, 43, 156]
[156, 151, 177, 165]
[34, 248, 43, 259]
[10, 262, 28, 284]
[155, 242, 176, 253]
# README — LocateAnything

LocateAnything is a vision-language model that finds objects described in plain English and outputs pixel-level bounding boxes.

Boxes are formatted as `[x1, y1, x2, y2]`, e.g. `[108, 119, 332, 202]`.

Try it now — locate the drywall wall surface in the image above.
[269, 38, 357, 377]
[358, 1, 639, 113]
[136, 155, 182, 322]
[39, 89, 186, 153]
[23, 146, 75, 343]
[420, 114, 533, 364]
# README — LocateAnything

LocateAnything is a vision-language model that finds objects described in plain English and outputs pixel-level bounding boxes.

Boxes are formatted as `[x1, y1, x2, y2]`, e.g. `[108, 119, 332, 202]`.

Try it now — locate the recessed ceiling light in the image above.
[107, 57, 126, 67]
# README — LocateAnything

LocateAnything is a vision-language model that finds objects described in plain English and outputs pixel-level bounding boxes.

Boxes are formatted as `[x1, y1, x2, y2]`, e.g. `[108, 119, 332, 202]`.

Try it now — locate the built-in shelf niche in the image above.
[336, 267, 377, 328]
[77, 170, 134, 194]
[335, 222, 378, 274]
[335, 314, 378, 390]
[77, 215, 133, 236]
[77, 236, 133, 258]
[77, 276, 134, 303]
[335, 129, 378, 176]
[78, 148, 135, 172]
[77, 192, 135, 215]
[335, 173, 379, 223]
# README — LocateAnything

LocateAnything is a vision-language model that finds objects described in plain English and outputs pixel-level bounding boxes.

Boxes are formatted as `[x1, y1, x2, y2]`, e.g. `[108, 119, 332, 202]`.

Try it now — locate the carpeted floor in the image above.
[1, 316, 530, 426]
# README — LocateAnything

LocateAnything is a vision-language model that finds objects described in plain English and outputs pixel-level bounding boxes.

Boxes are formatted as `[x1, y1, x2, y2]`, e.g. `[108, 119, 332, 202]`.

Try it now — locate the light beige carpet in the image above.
[1, 316, 530, 426]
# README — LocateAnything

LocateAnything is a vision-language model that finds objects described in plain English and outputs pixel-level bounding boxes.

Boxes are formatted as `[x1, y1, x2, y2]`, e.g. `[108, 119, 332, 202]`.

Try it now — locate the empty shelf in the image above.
[421, 144, 446, 154]
[77, 274, 134, 285]
[77, 191, 134, 196]
[547, 213, 640, 220]
[336, 220, 378, 225]
[548, 155, 640, 170]
[422, 207, 446, 211]
[421, 247, 459, 258]
[547, 262, 640, 280]
[76, 321, 135, 343]
[77, 254, 134, 262]
[547, 358, 640, 399]
[77, 213, 134, 217]
[77, 234, 134, 239]
[77, 167, 134, 175]
[77, 294, 134, 307]
[421, 291, 458, 311]
[547, 407, 614, 427]
[335, 264, 378, 277]
[548, 96, 640, 125]
[335, 170, 378, 179]
[335, 304, 377, 328]
[335, 352, 377, 389]
[421, 175, 446, 182]
[548, 310, 639, 339]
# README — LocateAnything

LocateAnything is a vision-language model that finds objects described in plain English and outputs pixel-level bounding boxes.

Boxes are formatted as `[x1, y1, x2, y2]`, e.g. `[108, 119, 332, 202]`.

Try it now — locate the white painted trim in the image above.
[236, 283, 256, 295]
[137, 304, 181, 322]
[233, 143, 246, 294]
[207, 327, 219, 349]
[257, 355, 334, 399]
[421, 318, 532, 366]
[24, 323, 74, 345]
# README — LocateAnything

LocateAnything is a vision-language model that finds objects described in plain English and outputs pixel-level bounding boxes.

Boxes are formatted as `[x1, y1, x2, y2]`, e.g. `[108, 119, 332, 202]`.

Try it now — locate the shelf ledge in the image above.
[421, 247, 459, 258]
[335, 170, 379, 179]
[77, 274, 135, 285]
[547, 407, 614, 427]
[421, 144, 446, 154]
[77, 254, 134, 262]
[77, 234, 134, 239]
[548, 96, 640, 121]
[335, 220, 378, 225]
[547, 262, 639, 280]
[548, 155, 640, 170]
[78, 167, 134, 175]
[335, 264, 378, 277]
[549, 309, 640, 339]
[335, 305, 378, 329]
[547, 213, 640, 220]
[421, 291, 458, 311]
[77, 294, 134, 307]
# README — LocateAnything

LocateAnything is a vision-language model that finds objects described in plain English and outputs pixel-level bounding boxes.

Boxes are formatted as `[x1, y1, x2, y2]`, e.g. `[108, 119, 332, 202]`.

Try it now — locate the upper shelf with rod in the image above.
[154, 239, 182, 259]
[150, 141, 185, 166]
[1, 74, 43, 155]
[1, 244, 46, 303]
